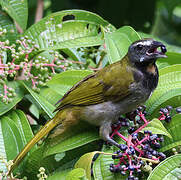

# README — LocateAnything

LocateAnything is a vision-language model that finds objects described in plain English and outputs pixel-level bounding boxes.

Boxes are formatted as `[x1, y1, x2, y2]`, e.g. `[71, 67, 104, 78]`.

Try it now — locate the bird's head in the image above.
[128, 39, 167, 65]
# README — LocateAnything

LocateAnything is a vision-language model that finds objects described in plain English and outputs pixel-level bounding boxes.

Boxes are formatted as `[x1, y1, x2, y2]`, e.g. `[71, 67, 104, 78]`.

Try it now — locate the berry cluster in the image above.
[159, 106, 173, 122]
[0, 30, 93, 104]
[109, 105, 177, 180]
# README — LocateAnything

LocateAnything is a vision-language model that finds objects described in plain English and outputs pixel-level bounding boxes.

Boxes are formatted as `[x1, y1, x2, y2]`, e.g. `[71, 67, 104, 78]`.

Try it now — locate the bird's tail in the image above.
[8, 112, 61, 175]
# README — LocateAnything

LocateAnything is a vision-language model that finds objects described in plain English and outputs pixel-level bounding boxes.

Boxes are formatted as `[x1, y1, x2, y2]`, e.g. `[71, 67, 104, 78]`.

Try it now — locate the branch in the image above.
[35, 0, 44, 23]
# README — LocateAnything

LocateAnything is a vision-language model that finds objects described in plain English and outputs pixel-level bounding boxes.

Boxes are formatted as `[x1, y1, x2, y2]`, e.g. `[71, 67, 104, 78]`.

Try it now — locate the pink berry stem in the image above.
[133, 121, 149, 134]
[3, 84, 8, 98]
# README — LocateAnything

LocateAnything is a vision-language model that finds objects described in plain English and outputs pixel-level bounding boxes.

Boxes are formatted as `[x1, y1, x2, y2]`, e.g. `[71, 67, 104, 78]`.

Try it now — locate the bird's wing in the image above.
[54, 56, 134, 111]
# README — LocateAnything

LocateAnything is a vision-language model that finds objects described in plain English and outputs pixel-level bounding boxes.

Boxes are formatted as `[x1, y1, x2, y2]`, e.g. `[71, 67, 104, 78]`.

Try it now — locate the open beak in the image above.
[146, 41, 167, 58]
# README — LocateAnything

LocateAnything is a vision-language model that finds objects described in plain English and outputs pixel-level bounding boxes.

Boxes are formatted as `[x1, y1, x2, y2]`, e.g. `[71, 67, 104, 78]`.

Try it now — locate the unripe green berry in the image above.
[11, 49, 15, 53]
[9, 65, 14, 70]
[8, 87, 14, 92]
[5, 40, 9, 45]
[4, 71, 9, 76]
[38, 81, 44, 86]
[7, 93, 12, 98]
[16, 40, 21, 44]
[34, 44, 39, 49]
[18, 47, 23, 51]
[36, 64, 40, 69]
[0, 79, 4, 85]
[35, 59, 39, 64]
[24, 58, 28, 62]
[9, 73, 14, 78]
[2, 97, 6, 103]
[3, 29, 7, 33]
[35, 88, 40, 93]
[56, 61, 61, 65]
[43, 67, 48, 72]
[24, 35, 28, 39]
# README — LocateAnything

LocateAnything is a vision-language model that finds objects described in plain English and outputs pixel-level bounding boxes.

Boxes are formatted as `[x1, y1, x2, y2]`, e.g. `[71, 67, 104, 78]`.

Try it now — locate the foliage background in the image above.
[0, 0, 181, 180]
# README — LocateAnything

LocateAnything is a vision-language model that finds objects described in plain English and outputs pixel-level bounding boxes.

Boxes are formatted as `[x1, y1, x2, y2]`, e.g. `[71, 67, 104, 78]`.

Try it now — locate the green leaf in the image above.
[46, 70, 92, 97]
[22, 81, 56, 118]
[1, 116, 23, 161]
[0, 0, 28, 31]
[148, 154, 181, 180]
[66, 168, 87, 180]
[61, 48, 87, 63]
[47, 169, 71, 180]
[105, 26, 141, 63]
[24, 139, 100, 179]
[75, 151, 98, 180]
[93, 147, 114, 180]
[8, 110, 34, 146]
[0, 110, 34, 171]
[142, 118, 171, 138]
[0, 119, 7, 171]
[0, 81, 24, 116]
[157, 52, 181, 69]
[24, 10, 115, 51]
[160, 114, 181, 152]
[0, 10, 17, 42]
[93, 145, 126, 180]
[44, 123, 99, 157]
[29, 104, 39, 119]
[146, 64, 181, 116]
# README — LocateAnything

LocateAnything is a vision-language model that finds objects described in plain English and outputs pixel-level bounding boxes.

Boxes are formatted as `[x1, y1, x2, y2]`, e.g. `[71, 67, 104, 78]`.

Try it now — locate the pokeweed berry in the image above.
[158, 152, 166, 160]
[165, 115, 172, 123]
[109, 105, 169, 179]
[153, 142, 161, 149]
[176, 107, 181, 114]
[127, 175, 135, 180]
[160, 108, 168, 115]
[166, 105, 173, 111]
[119, 144, 128, 151]
[149, 134, 158, 141]
[128, 127, 135, 134]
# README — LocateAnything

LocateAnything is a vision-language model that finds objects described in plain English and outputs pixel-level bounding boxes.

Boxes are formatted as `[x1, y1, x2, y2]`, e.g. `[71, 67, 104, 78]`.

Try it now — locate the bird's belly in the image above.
[81, 90, 151, 126]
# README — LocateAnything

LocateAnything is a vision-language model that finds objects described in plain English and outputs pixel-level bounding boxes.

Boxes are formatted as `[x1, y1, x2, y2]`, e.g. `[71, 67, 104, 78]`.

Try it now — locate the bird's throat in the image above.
[146, 63, 157, 75]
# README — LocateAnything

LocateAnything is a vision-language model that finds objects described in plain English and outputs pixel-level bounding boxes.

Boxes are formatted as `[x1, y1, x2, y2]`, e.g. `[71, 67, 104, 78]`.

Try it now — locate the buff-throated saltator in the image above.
[9, 39, 167, 173]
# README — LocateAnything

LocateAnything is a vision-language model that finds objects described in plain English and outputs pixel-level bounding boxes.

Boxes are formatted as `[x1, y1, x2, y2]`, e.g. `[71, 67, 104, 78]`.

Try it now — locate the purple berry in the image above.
[176, 107, 181, 114]
[166, 105, 173, 111]
[121, 171, 126, 175]
[154, 142, 161, 149]
[128, 175, 135, 180]
[152, 150, 158, 156]
[165, 115, 171, 123]
[128, 165, 135, 171]
[159, 136, 164, 142]
[158, 152, 166, 160]
[119, 144, 128, 151]
[160, 108, 168, 115]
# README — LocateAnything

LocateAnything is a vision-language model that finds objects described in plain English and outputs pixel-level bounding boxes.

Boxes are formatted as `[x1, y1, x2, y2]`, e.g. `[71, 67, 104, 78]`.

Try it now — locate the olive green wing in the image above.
[54, 57, 134, 111]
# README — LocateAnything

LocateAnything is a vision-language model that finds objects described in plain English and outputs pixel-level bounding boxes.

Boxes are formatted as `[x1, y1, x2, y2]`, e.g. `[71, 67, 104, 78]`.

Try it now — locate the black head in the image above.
[128, 39, 167, 65]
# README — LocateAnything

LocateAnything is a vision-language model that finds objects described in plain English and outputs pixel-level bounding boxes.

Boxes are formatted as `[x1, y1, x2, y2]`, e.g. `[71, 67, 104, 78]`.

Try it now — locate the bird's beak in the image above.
[146, 41, 167, 58]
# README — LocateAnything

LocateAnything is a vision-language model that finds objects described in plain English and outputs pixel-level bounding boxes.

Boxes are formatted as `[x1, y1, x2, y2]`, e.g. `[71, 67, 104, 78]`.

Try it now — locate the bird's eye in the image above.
[136, 44, 143, 50]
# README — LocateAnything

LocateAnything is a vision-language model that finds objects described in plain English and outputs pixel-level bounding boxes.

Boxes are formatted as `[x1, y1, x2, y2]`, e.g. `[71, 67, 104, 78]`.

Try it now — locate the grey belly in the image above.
[81, 90, 151, 126]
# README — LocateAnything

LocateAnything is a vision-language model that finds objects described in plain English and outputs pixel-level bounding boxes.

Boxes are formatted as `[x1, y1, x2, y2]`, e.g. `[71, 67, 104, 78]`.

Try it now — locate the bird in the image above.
[9, 38, 167, 173]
